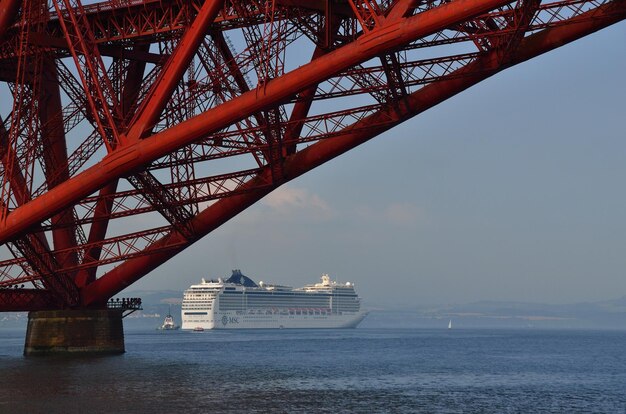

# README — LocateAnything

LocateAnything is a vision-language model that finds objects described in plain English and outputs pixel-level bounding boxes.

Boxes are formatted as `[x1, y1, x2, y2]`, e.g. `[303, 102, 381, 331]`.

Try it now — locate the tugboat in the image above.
[158, 306, 180, 330]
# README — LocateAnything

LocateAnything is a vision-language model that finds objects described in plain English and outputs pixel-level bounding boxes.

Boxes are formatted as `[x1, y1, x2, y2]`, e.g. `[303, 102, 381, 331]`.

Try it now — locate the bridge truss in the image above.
[0, 0, 624, 310]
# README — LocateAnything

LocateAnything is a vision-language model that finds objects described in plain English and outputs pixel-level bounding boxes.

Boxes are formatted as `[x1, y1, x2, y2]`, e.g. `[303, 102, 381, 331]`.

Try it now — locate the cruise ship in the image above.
[181, 270, 367, 330]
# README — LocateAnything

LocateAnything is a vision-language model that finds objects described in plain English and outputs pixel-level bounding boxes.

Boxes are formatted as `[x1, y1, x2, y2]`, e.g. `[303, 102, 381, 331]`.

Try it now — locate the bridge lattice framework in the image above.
[0, 0, 624, 311]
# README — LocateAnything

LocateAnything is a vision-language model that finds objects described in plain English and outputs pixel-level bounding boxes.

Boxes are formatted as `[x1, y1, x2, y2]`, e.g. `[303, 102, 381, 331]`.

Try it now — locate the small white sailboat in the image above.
[448, 319, 452, 329]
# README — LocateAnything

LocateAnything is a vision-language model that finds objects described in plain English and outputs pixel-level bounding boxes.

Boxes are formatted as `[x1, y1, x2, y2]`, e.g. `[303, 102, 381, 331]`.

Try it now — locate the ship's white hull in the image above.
[182, 310, 367, 330]
[182, 272, 366, 330]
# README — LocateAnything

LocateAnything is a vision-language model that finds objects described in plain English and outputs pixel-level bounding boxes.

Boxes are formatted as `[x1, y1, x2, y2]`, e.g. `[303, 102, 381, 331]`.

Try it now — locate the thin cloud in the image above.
[262, 186, 333, 219]
[384, 203, 424, 226]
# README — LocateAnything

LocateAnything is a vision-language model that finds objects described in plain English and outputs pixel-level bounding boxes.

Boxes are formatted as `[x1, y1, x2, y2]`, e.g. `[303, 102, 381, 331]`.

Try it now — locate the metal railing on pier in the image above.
[107, 297, 142, 317]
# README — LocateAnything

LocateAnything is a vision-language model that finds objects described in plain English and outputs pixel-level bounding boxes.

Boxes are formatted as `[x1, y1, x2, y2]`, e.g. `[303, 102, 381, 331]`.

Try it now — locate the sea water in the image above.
[1, 326, 626, 413]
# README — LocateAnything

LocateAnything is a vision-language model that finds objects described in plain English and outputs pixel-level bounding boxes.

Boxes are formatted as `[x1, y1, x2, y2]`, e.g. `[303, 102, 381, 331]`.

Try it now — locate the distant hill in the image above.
[122, 289, 183, 306]
[425, 296, 626, 317]
[385, 296, 626, 329]
[120, 289, 184, 329]
[116, 292, 626, 330]
[2, 292, 626, 330]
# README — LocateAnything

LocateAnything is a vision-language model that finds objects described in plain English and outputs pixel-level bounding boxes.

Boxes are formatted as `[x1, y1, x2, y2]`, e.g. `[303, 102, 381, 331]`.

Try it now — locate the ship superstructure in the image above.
[158, 305, 180, 330]
[181, 270, 366, 330]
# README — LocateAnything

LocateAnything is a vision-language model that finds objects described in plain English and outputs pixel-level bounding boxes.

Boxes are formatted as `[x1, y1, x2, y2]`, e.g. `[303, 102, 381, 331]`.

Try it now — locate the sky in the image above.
[123, 21, 626, 308]
[1, 15, 622, 308]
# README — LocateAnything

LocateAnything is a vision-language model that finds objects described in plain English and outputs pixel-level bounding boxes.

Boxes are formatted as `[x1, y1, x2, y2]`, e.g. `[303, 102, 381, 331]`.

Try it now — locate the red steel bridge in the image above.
[0, 0, 624, 312]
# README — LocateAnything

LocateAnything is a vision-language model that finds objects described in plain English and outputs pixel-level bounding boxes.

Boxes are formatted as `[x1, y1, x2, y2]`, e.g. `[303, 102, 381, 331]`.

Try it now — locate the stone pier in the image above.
[24, 309, 125, 355]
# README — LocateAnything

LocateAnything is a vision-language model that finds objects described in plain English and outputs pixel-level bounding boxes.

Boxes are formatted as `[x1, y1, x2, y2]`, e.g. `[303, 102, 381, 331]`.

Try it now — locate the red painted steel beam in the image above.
[283, 45, 330, 155]
[276, 0, 351, 15]
[52, 0, 122, 151]
[75, 45, 150, 288]
[0, 0, 349, 49]
[209, 30, 273, 166]
[73, 181, 120, 287]
[81, 0, 626, 306]
[81, 170, 274, 306]
[0, 289, 57, 311]
[126, 0, 225, 141]
[24, 33, 167, 64]
[385, 0, 417, 22]
[0, 125, 33, 207]
[0, 0, 19, 40]
[281, 1, 626, 180]
[1, 127, 56, 261]
[0, 0, 514, 244]
[284, 16, 341, 155]
[39, 62, 78, 270]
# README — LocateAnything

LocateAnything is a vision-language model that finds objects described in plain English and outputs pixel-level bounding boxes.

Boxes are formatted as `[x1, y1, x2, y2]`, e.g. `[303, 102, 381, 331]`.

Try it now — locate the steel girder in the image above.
[0, 0, 624, 310]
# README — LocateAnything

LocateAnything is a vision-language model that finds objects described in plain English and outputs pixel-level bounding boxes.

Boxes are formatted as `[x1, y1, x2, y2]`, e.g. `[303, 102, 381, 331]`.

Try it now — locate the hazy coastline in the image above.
[3, 291, 625, 331]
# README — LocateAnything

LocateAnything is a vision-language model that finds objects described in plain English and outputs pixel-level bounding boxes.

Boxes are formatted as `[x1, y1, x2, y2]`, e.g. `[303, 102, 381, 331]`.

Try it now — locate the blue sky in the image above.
[128, 22, 626, 307]
[1, 13, 621, 308]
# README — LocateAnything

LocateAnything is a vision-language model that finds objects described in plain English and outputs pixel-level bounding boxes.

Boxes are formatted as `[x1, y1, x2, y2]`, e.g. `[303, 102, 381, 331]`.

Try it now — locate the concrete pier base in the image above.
[24, 309, 125, 356]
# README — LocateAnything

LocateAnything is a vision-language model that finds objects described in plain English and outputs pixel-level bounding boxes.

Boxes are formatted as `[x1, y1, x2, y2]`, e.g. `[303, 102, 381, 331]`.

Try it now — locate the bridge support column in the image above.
[24, 309, 124, 355]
